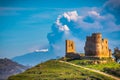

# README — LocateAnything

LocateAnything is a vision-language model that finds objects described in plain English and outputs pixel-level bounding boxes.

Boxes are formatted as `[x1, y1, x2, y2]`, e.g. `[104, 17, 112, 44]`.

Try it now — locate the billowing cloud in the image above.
[47, 11, 83, 56]
[47, 9, 120, 56]
[62, 11, 78, 22]
[103, 0, 120, 12]
[103, 0, 120, 24]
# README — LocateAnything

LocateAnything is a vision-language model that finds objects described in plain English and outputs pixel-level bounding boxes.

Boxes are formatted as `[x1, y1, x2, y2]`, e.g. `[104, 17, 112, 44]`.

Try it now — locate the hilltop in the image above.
[8, 60, 115, 80]
[0, 58, 28, 80]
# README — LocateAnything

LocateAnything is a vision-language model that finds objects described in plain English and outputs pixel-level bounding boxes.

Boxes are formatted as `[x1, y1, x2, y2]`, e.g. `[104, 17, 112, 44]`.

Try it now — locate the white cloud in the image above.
[51, 9, 120, 33]
[63, 25, 69, 31]
[88, 11, 100, 17]
[54, 11, 77, 32]
[34, 49, 48, 52]
[56, 10, 104, 30]
[63, 11, 78, 21]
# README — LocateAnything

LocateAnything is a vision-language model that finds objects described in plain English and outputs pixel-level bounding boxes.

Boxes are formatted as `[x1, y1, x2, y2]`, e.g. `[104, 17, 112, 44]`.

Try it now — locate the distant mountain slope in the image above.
[0, 58, 28, 80]
[12, 51, 57, 66]
[8, 60, 114, 80]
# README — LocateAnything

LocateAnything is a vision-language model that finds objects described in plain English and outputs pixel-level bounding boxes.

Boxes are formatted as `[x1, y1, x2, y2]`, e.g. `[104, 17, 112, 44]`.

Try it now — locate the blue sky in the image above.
[0, 0, 120, 58]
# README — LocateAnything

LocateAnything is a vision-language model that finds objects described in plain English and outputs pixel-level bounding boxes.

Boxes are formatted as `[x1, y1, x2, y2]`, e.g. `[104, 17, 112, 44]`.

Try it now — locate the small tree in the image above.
[113, 47, 120, 62]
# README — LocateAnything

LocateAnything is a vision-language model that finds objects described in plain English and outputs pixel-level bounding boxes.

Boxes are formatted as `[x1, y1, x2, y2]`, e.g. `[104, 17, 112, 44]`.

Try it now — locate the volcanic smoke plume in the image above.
[47, 4, 120, 56]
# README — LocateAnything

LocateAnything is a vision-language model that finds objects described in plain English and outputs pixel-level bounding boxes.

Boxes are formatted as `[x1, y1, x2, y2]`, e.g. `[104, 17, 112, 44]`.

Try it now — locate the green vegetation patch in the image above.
[8, 60, 114, 80]
[70, 60, 120, 77]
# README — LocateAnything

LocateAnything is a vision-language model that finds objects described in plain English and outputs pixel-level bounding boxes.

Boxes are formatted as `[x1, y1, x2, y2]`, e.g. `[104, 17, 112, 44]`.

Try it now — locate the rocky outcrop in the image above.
[0, 58, 28, 80]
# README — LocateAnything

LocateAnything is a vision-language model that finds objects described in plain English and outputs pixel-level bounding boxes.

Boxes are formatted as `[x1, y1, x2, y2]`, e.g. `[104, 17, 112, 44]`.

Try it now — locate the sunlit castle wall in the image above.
[84, 33, 111, 58]
[66, 40, 76, 53]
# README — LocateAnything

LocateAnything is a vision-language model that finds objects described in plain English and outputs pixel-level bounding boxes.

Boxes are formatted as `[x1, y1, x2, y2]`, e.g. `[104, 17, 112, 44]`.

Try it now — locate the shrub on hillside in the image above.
[103, 67, 120, 77]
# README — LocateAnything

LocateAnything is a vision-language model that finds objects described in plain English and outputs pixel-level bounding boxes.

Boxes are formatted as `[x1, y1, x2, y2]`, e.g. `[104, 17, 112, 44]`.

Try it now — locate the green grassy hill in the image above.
[8, 60, 115, 80]
[69, 60, 120, 77]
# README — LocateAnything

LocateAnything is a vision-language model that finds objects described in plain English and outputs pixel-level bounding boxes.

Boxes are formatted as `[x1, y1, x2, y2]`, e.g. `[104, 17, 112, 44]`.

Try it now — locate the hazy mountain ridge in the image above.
[0, 58, 28, 80]
[12, 51, 57, 66]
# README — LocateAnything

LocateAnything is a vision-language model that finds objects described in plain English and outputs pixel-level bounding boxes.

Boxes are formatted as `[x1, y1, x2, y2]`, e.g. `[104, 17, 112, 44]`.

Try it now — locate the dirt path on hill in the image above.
[59, 61, 120, 80]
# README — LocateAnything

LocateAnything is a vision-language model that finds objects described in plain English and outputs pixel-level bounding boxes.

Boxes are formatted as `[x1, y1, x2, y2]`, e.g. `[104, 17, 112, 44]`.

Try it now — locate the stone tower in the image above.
[66, 40, 75, 53]
[84, 33, 111, 58]
[65, 40, 80, 59]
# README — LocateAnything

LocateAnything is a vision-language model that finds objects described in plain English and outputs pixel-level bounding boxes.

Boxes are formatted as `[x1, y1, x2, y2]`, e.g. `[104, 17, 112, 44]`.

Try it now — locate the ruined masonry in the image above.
[65, 40, 80, 59]
[84, 33, 111, 58]
[66, 40, 75, 53]
[65, 33, 112, 59]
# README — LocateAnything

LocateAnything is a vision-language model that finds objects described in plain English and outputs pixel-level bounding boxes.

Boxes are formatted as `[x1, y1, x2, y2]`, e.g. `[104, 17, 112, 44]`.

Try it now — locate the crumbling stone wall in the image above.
[65, 40, 80, 59]
[84, 33, 111, 58]
[66, 40, 75, 53]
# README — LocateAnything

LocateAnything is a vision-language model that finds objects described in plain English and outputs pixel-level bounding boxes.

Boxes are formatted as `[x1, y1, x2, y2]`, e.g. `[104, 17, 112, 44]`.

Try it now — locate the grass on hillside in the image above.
[8, 60, 114, 80]
[69, 60, 120, 77]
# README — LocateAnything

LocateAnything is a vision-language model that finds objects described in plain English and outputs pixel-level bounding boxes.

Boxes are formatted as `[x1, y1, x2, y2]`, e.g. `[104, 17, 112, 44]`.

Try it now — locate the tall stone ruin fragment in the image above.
[65, 40, 80, 59]
[66, 40, 75, 53]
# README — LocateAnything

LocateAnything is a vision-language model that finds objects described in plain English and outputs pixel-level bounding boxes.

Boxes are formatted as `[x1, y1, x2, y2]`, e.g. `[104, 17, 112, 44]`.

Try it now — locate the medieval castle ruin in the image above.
[84, 33, 111, 57]
[65, 33, 112, 59]
[65, 40, 80, 59]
